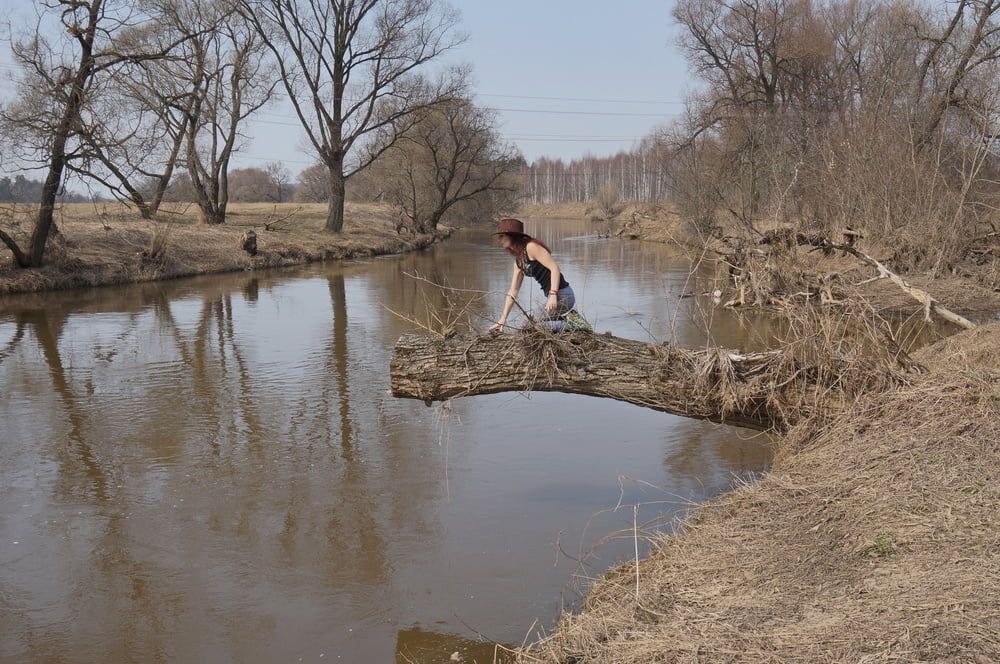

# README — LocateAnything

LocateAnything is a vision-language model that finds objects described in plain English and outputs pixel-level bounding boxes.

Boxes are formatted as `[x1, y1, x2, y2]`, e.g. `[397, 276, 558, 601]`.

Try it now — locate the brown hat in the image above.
[494, 218, 527, 236]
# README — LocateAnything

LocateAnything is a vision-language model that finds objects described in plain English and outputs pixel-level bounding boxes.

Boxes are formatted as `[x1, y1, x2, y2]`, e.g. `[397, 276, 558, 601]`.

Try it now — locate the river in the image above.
[0, 218, 772, 663]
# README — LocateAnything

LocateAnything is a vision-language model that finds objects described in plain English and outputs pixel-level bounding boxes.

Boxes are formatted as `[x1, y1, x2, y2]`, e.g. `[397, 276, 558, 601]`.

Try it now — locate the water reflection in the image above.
[24, 307, 113, 503]
[1, 220, 774, 662]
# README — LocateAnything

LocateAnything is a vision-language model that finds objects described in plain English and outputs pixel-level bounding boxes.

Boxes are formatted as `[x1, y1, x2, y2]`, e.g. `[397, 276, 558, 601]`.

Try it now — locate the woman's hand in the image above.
[545, 294, 558, 313]
[488, 321, 505, 332]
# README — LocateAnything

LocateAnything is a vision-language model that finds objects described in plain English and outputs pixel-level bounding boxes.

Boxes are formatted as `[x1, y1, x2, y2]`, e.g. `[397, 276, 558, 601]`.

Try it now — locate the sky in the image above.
[0, 0, 694, 177]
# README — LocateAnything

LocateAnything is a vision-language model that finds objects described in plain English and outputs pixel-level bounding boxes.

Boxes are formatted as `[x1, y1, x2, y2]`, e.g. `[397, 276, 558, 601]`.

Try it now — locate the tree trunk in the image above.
[26, 1, 102, 267]
[326, 161, 346, 233]
[427, 210, 443, 232]
[147, 116, 191, 217]
[391, 331, 797, 432]
[135, 198, 153, 220]
[30, 98, 82, 267]
[0, 228, 30, 267]
[198, 205, 225, 225]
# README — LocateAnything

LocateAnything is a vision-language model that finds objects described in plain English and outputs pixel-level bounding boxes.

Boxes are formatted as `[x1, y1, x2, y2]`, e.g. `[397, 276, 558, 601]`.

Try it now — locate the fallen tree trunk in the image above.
[391, 331, 816, 432]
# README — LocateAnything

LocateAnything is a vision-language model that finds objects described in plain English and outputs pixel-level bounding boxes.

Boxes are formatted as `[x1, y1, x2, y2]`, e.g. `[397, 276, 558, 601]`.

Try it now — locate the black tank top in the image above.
[519, 258, 569, 294]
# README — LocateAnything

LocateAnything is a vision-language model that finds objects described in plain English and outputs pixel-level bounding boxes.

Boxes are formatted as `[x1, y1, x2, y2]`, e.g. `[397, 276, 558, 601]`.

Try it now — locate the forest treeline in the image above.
[0, 176, 90, 204]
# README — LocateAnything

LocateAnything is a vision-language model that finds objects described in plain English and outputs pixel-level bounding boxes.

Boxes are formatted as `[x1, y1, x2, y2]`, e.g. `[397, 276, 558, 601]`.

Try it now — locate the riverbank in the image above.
[521, 322, 1000, 662]
[524, 202, 1000, 322]
[0, 202, 448, 297]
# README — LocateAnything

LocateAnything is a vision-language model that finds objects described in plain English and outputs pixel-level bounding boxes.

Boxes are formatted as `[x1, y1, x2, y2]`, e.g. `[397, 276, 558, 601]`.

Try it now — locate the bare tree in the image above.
[263, 160, 292, 202]
[0, 0, 192, 267]
[913, 0, 1000, 147]
[294, 163, 331, 203]
[241, 0, 466, 232]
[63, 1, 212, 219]
[165, 3, 276, 225]
[379, 99, 519, 232]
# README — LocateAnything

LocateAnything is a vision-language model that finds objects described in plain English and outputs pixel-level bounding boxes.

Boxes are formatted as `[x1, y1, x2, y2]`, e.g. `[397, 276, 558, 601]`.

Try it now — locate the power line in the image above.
[495, 132, 645, 138]
[0, 60, 677, 116]
[477, 93, 684, 105]
[247, 106, 673, 123]
[508, 137, 642, 142]
[486, 106, 671, 118]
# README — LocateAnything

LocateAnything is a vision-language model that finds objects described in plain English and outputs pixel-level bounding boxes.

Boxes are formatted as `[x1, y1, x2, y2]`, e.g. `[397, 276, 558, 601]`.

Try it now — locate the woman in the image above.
[489, 218, 576, 332]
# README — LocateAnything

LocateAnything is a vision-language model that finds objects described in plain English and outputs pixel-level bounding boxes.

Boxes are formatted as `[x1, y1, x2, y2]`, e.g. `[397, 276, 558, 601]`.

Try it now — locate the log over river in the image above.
[0, 219, 782, 662]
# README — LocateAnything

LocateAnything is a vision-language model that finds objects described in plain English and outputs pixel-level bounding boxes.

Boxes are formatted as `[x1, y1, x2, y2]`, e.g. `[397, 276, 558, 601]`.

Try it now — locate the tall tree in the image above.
[241, 0, 466, 232]
[172, 2, 276, 225]
[0, 0, 190, 267]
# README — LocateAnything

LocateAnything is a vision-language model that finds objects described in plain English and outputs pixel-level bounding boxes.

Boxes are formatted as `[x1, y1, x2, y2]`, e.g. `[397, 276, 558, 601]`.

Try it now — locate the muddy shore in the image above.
[0, 202, 448, 297]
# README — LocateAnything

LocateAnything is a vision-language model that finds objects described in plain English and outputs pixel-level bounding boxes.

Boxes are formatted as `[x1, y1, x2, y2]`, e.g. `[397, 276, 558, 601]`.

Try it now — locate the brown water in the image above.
[0, 219, 772, 663]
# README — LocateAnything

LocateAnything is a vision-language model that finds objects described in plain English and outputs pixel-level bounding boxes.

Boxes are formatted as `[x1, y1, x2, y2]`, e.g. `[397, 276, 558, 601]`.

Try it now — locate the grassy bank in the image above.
[0, 202, 447, 297]
[521, 322, 1000, 662]
[519, 202, 590, 219]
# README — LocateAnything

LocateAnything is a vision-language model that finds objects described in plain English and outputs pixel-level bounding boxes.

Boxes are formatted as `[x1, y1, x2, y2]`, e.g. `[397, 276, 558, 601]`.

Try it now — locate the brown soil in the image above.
[0, 202, 447, 297]
[520, 322, 1000, 662]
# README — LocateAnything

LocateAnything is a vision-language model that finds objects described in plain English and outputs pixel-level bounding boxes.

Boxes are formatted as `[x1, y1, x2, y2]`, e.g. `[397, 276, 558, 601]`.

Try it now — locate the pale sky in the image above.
[0, 1, 692, 177]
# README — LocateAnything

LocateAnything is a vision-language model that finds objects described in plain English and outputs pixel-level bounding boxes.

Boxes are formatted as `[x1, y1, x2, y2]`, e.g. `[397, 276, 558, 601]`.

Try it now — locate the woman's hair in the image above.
[502, 234, 551, 269]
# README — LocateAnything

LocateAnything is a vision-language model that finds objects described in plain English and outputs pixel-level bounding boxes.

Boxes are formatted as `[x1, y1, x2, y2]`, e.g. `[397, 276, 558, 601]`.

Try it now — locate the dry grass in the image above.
[0, 202, 447, 296]
[519, 323, 1000, 663]
[518, 202, 590, 219]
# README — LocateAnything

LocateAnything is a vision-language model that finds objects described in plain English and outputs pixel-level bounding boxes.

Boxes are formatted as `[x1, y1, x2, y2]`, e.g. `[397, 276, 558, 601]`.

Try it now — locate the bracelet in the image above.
[548, 290, 558, 296]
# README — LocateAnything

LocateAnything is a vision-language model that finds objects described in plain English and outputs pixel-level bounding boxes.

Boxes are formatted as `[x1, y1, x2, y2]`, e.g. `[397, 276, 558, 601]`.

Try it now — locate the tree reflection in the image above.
[661, 422, 771, 500]
[318, 272, 388, 585]
[19, 307, 111, 503]
[329, 273, 354, 457]
[0, 318, 25, 364]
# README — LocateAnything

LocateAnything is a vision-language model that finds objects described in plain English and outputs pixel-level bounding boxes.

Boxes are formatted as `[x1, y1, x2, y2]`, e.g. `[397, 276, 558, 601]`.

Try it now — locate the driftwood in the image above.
[760, 230, 976, 330]
[391, 331, 819, 432]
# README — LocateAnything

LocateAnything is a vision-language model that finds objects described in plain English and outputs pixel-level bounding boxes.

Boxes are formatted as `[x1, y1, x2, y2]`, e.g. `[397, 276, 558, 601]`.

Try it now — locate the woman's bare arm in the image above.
[490, 264, 524, 330]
